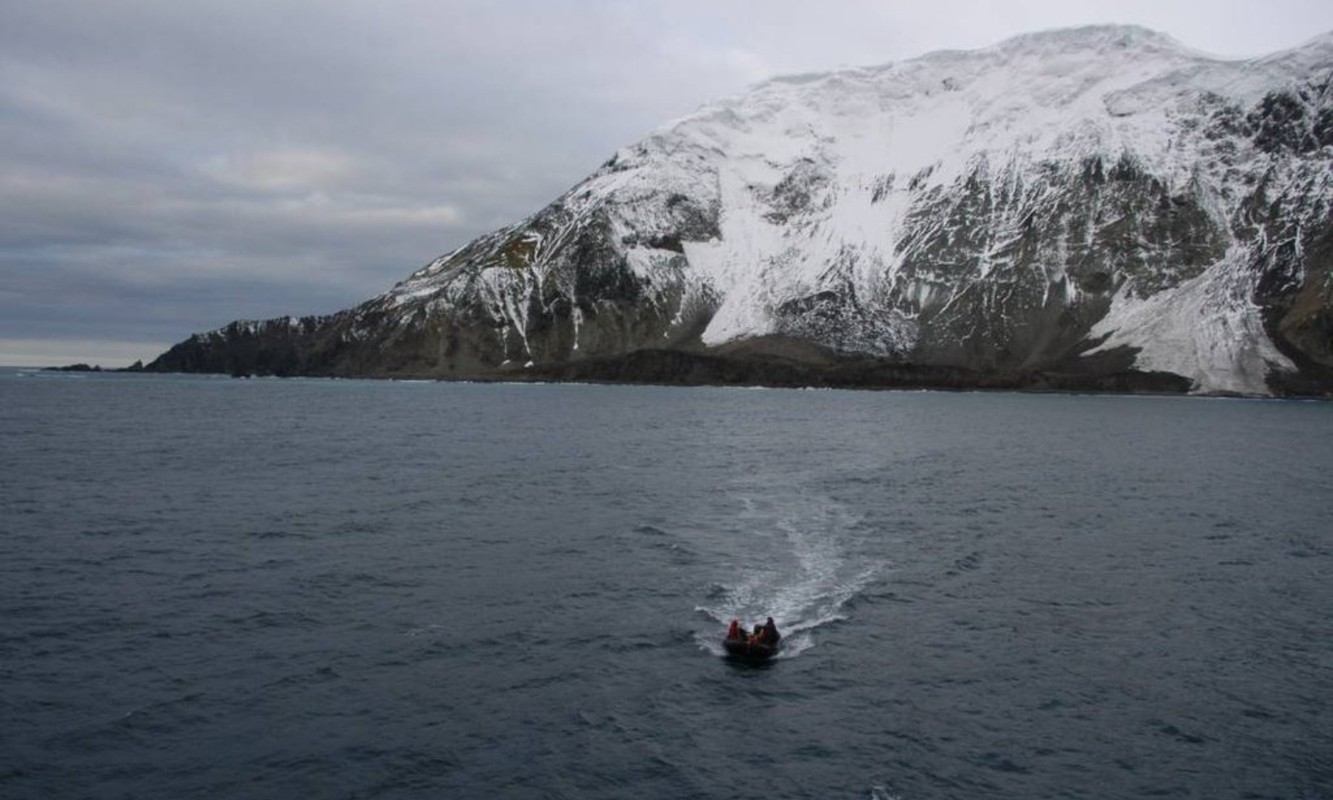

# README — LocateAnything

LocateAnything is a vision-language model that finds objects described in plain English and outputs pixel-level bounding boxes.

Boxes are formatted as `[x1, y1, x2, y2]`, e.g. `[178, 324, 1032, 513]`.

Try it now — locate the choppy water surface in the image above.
[2, 370, 1330, 799]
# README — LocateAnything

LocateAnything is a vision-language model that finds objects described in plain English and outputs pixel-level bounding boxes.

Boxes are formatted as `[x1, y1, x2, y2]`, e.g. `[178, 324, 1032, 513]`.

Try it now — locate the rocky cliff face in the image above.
[151, 25, 1333, 395]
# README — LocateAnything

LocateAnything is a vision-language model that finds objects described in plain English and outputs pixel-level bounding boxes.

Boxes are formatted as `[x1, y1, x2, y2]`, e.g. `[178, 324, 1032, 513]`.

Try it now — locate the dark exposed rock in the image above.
[525, 347, 1192, 394]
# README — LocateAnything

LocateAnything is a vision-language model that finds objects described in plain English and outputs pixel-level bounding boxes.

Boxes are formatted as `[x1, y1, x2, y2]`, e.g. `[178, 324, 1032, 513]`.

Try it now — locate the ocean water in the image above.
[1, 368, 1330, 799]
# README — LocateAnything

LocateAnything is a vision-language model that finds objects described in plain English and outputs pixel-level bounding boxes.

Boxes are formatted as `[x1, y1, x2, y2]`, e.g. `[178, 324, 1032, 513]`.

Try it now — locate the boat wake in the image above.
[694, 489, 884, 659]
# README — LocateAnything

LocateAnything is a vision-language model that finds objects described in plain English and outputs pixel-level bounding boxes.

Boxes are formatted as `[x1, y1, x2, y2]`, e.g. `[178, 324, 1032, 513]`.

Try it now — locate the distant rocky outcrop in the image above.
[149, 26, 1333, 396]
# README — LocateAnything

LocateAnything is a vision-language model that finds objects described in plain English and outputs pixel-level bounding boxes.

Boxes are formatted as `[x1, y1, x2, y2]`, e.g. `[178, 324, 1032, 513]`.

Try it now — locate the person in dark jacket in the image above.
[761, 617, 781, 644]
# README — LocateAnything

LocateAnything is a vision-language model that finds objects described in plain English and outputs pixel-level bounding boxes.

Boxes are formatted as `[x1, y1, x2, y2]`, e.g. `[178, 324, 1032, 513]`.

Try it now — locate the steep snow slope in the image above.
[152, 26, 1333, 395]
[604, 26, 1328, 392]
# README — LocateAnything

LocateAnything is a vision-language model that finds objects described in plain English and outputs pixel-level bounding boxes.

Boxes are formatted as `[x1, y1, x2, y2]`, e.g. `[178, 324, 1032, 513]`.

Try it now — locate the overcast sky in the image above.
[4, 0, 1332, 367]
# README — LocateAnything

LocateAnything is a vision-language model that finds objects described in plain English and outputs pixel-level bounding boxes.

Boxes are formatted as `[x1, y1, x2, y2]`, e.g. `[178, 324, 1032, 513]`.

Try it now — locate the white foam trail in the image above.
[695, 490, 886, 657]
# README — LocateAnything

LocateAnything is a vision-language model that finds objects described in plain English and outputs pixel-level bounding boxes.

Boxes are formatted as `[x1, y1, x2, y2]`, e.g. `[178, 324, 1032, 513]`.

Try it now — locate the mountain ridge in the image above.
[148, 25, 1333, 396]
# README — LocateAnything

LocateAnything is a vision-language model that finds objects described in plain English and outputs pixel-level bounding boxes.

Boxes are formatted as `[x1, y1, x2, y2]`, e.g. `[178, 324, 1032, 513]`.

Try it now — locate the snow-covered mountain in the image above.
[151, 25, 1333, 395]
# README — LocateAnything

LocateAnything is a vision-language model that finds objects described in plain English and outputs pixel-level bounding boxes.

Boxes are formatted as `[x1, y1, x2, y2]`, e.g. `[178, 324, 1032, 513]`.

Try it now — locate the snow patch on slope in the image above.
[1086, 247, 1296, 394]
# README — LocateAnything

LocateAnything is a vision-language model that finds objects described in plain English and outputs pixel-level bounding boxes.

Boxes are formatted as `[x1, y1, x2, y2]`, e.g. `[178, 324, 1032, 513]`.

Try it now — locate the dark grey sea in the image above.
[1, 368, 1330, 799]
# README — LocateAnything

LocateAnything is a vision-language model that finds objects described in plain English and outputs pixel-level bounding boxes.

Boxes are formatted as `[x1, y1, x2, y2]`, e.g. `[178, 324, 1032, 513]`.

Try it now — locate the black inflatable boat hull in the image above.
[723, 637, 778, 661]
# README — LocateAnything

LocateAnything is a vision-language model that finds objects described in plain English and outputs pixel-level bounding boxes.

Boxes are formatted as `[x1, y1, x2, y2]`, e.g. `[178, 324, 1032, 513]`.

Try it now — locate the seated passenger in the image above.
[726, 619, 742, 640]
[762, 617, 781, 644]
[752, 623, 768, 644]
